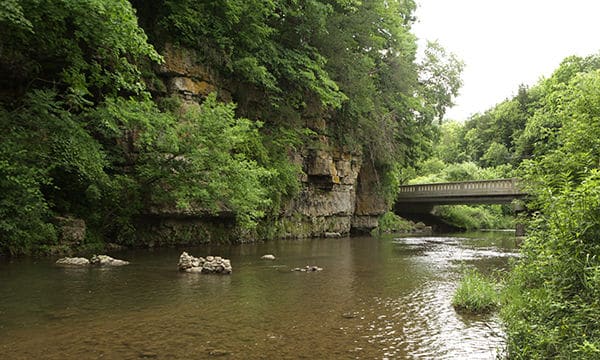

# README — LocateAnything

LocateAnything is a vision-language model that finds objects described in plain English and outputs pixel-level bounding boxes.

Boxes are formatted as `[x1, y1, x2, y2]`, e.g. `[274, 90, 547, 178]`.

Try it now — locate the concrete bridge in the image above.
[395, 178, 526, 206]
[394, 178, 528, 234]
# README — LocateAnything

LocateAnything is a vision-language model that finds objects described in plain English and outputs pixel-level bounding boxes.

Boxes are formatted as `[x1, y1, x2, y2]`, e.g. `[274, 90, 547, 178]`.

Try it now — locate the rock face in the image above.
[55, 257, 90, 266]
[279, 136, 369, 238]
[351, 159, 387, 234]
[90, 255, 130, 266]
[278, 136, 387, 237]
[137, 44, 388, 244]
[156, 43, 229, 102]
[178, 252, 232, 274]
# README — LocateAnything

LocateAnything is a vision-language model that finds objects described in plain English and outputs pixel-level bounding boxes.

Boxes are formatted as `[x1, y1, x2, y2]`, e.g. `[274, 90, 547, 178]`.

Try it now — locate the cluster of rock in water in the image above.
[56, 252, 321, 274]
[260, 254, 322, 272]
[55, 255, 129, 266]
[292, 265, 323, 272]
[178, 251, 232, 274]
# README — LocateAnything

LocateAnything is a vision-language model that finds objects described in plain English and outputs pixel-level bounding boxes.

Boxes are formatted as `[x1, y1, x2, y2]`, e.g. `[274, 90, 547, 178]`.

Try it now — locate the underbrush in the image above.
[373, 212, 416, 235]
[434, 204, 514, 230]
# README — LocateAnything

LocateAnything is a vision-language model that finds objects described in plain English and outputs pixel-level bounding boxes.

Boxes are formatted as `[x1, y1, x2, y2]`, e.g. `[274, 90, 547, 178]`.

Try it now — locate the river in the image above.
[0, 232, 518, 359]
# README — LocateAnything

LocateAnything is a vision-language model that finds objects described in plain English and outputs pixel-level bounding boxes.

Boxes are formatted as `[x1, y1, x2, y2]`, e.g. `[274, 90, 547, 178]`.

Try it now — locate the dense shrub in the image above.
[374, 212, 415, 235]
[452, 268, 499, 314]
[502, 69, 600, 359]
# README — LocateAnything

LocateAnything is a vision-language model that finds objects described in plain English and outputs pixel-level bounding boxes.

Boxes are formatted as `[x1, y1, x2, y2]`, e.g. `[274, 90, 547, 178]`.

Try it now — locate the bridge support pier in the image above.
[513, 201, 527, 236]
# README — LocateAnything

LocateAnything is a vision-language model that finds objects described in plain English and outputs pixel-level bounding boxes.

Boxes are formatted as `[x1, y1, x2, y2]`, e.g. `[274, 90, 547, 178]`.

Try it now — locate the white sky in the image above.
[412, 0, 600, 120]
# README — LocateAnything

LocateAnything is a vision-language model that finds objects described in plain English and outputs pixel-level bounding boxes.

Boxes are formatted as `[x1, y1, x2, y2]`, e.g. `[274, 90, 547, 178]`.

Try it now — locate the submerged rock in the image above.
[55, 257, 90, 266]
[292, 265, 323, 272]
[341, 312, 358, 319]
[178, 251, 232, 274]
[261, 254, 276, 260]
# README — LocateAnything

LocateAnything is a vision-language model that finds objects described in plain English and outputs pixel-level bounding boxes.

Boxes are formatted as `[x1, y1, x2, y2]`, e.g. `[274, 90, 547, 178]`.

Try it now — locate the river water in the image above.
[0, 232, 518, 359]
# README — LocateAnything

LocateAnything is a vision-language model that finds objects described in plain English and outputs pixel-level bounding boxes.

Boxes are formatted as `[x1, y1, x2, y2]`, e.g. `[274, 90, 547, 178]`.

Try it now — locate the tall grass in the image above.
[434, 204, 514, 230]
[452, 268, 499, 314]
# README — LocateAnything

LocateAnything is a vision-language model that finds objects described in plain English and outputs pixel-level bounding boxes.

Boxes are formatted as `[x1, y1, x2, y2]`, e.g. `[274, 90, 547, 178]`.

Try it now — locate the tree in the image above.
[418, 41, 464, 123]
[482, 142, 510, 167]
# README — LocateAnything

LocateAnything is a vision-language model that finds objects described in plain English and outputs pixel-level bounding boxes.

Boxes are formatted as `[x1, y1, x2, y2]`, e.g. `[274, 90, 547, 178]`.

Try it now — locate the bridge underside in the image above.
[398, 194, 523, 206]
[395, 195, 526, 214]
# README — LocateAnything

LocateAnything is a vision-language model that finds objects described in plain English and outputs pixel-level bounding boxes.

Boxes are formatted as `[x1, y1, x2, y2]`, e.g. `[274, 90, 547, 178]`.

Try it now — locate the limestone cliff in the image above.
[140, 44, 387, 243]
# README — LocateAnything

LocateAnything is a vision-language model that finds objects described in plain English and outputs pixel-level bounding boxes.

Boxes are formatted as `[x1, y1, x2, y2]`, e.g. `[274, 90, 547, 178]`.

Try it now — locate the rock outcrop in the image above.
[55, 257, 90, 266]
[279, 136, 367, 238]
[352, 159, 387, 234]
[178, 252, 232, 274]
[90, 255, 130, 266]
[156, 43, 229, 102]
[55, 255, 129, 266]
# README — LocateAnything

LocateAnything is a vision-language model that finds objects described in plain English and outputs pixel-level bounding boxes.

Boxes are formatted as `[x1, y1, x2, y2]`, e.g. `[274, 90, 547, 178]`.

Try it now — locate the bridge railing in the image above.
[397, 178, 523, 198]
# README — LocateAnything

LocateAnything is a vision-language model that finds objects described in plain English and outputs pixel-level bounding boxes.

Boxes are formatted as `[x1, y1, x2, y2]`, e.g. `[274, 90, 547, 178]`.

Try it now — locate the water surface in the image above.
[0, 232, 518, 359]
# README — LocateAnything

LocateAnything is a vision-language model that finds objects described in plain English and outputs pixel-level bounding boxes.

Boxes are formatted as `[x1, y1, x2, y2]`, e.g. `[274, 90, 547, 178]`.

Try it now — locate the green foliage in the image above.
[146, 0, 345, 111]
[0, 0, 163, 255]
[135, 94, 276, 228]
[452, 268, 499, 314]
[408, 51, 600, 357]
[410, 160, 512, 184]
[418, 157, 446, 176]
[481, 142, 510, 167]
[418, 41, 464, 122]
[434, 205, 513, 231]
[501, 65, 600, 359]
[434, 121, 469, 163]
[502, 172, 600, 359]
[374, 212, 415, 235]
[0, 90, 112, 255]
[0, 0, 161, 102]
[441, 53, 600, 169]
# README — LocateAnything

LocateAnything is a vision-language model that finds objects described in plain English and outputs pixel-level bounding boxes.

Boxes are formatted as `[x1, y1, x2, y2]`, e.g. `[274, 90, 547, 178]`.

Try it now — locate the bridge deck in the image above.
[396, 178, 526, 205]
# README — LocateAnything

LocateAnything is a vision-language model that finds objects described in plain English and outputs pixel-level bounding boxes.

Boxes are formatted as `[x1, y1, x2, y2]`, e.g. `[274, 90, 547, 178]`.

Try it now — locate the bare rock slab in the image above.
[90, 255, 129, 266]
[55, 255, 129, 267]
[55, 257, 90, 266]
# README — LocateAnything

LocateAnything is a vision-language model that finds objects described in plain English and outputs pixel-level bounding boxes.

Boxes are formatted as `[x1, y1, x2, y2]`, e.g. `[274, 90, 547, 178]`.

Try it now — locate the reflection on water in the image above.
[0, 232, 517, 359]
